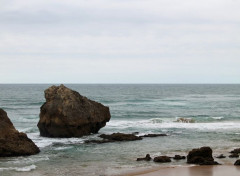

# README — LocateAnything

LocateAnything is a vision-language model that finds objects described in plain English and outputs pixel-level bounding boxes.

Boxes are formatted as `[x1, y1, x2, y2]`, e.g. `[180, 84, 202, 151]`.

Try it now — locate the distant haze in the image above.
[0, 0, 240, 83]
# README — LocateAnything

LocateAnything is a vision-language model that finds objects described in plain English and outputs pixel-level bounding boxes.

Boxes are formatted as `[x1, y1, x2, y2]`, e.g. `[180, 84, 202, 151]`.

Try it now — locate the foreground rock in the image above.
[187, 147, 219, 165]
[153, 156, 171, 163]
[137, 154, 152, 161]
[0, 109, 40, 157]
[38, 84, 111, 137]
[99, 133, 142, 141]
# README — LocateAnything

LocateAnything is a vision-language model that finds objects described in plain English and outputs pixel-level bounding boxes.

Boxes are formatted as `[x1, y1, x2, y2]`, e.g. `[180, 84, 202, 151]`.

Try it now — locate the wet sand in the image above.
[124, 165, 240, 176]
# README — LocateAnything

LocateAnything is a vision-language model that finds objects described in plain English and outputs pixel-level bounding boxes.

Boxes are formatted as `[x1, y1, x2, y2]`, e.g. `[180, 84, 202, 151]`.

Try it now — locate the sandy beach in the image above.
[124, 165, 240, 176]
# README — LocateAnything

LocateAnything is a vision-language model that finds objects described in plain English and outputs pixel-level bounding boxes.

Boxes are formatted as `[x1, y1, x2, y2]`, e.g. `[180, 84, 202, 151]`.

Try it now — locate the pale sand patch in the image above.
[123, 165, 240, 176]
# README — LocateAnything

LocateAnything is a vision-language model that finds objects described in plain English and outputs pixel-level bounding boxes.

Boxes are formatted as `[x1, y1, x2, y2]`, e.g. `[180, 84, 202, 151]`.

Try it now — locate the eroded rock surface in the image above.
[0, 109, 40, 157]
[37, 84, 111, 137]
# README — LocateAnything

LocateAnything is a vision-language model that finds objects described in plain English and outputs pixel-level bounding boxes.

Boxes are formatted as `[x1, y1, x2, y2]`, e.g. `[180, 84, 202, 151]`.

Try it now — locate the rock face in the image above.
[37, 85, 111, 137]
[153, 156, 171, 163]
[229, 153, 239, 158]
[0, 109, 40, 157]
[234, 160, 240, 165]
[230, 148, 240, 154]
[173, 155, 186, 160]
[187, 147, 219, 165]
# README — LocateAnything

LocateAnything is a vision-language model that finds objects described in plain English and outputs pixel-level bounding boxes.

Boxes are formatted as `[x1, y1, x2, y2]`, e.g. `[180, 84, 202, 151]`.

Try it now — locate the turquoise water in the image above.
[0, 84, 240, 175]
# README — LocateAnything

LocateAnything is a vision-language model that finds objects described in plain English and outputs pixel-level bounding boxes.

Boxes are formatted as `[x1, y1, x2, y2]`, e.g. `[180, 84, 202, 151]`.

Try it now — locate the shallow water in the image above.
[0, 84, 240, 175]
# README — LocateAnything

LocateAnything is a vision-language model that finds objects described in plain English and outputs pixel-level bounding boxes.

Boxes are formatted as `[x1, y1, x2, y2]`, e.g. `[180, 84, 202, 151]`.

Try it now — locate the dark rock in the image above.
[37, 84, 111, 137]
[137, 154, 152, 161]
[216, 154, 226, 159]
[229, 153, 239, 158]
[234, 159, 240, 165]
[173, 155, 186, 160]
[230, 148, 240, 154]
[140, 134, 167, 138]
[187, 147, 218, 165]
[153, 156, 171, 163]
[0, 109, 40, 157]
[99, 133, 142, 141]
[85, 139, 114, 144]
[132, 132, 139, 135]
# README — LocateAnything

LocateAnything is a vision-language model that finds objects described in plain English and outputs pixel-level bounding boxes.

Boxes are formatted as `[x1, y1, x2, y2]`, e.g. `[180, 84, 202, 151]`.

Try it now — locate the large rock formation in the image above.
[0, 109, 40, 157]
[37, 84, 111, 137]
[187, 146, 219, 165]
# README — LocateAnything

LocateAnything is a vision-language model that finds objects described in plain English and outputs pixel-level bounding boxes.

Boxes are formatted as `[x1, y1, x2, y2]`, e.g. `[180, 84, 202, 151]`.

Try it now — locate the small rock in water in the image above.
[99, 133, 142, 141]
[137, 154, 152, 161]
[234, 159, 240, 165]
[173, 155, 186, 160]
[153, 156, 171, 163]
[216, 154, 226, 159]
[229, 153, 239, 158]
[230, 148, 240, 154]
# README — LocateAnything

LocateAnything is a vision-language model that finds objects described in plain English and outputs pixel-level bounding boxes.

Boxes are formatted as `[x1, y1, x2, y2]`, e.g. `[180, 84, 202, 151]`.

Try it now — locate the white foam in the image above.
[211, 116, 224, 120]
[0, 165, 36, 172]
[106, 119, 240, 131]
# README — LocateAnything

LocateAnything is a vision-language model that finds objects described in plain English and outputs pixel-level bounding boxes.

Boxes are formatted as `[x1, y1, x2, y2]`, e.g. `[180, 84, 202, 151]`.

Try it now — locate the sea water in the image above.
[0, 84, 240, 176]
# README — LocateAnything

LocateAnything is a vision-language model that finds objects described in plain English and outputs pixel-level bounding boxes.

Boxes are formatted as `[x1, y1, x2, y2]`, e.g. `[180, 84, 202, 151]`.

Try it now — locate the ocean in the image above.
[0, 84, 240, 176]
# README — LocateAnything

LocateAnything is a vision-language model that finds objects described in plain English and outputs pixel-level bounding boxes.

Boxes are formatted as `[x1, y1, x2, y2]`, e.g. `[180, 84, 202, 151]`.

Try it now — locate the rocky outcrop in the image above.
[37, 85, 111, 137]
[176, 118, 195, 123]
[0, 109, 40, 157]
[153, 156, 171, 163]
[99, 133, 142, 141]
[137, 154, 152, 161]
[187, 147, 219, 165]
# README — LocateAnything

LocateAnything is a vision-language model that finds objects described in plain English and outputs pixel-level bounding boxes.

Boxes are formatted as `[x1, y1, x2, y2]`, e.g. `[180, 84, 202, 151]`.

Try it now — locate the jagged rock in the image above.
[85, 139, 113, 144]
[173, 155, 186, 160]
[137, 154, 152, 161]
[230, 148, 240, 154]
[99, 133, 142, 141]
[216, 154, 226, 159]
[234, 160, 240, 165]
[153, 156, 171, 163]
[229, 153, 239, 158]
[140, 134, 167, 138]
[0, 109, 40, 157]
[37, 84, 111, 137]
[187, 147, 218, 165]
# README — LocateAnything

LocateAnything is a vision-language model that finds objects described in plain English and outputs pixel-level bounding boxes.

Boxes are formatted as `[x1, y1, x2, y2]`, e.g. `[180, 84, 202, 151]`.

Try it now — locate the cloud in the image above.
[0, 0, 240, 83]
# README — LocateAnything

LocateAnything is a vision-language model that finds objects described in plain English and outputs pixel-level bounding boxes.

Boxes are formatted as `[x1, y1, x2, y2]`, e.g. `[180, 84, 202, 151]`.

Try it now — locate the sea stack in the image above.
[37, 84, 111, 137]
[0, 108, 40, 157]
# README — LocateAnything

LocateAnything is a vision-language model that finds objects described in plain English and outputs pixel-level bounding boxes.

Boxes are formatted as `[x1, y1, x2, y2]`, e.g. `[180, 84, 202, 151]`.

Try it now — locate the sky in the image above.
[0, 0, 240, 83]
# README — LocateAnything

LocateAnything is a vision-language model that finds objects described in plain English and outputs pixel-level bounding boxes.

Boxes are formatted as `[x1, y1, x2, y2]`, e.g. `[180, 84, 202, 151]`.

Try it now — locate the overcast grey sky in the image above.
[0, 0, 240, 83]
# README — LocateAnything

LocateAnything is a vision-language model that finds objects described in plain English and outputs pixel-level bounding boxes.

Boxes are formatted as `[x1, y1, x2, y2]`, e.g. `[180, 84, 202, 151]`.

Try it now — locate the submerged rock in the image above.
[176, 118, 195, 123]
[137, 154, 152, 161]
[37, 84, 111, 137]
[0, 109, 40, 157]
[173, 155, 186, 160]
[187, 147, 219, 165]
[99, 133, 142, 141]
[139, 134, 167, 138]
[153, 156, 171, 163]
